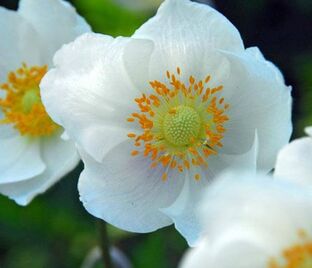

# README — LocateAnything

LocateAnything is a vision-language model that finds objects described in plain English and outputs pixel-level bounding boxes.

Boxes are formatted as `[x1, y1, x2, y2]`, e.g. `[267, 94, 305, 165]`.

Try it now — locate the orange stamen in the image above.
[127, 67, 229, 181]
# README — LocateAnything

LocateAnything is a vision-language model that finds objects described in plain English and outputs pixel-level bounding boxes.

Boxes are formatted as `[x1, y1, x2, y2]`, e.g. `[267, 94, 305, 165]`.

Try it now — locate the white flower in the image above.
[40, 0, 292, 244]
[274, 126, 312, 187]
[180, 171, 312, 268]
[0, 0, 91, 205]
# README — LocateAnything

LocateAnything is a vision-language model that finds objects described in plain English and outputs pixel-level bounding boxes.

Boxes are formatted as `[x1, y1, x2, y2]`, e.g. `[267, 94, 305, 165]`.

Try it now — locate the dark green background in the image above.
[0, 0, 311, 267]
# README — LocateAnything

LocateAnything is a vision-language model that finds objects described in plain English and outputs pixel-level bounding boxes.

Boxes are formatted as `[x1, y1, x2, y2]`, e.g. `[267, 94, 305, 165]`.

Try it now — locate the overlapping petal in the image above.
[78, 141, 184, 232]
[18, 0, 91, 63]
[180, 172, 312, 268]
[0, 132, 79, 205]
[305, 126, 312, 136]
[215, 50, 292, 171]
[274, 127, 312, 187]
[199, 172, 312, 242]
[181, 231, 269, 268]
[133, 0, 244, 81]
[41, 33, 154, 162]
[0, 7, 43, 80]
[0, 136, 45, 184]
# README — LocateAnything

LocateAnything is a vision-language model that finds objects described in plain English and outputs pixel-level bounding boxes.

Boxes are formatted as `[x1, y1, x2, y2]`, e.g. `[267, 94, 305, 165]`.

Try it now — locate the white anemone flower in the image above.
[40, 0, 292, 244]
[0, 0, 91, 205]
[274, 126, 312, 187]
[180, 172, 312, 268]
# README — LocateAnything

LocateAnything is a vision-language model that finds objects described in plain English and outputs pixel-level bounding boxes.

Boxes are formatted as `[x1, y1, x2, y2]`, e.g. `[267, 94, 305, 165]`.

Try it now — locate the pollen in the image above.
[0, 63, 59, 137]
[163, 106, 201, 146]
[268, 230, 312, 268]
[127, 67, 229, 181]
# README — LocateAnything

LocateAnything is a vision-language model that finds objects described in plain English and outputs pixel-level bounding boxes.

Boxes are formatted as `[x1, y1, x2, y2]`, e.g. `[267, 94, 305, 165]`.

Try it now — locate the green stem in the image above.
[96, 220, 113, 268]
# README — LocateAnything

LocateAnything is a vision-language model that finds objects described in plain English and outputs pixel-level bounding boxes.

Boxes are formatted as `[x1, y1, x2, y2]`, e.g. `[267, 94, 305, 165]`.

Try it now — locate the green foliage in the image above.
[129, 227, 187, 268]
[294, 54, 312, 136]
[72, 0, 151, 36]
[132, 232, 169, 268]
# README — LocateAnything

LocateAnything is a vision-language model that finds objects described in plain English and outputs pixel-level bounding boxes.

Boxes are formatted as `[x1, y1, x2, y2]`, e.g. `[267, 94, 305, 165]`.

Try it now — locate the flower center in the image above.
[127, 67, 229, 181]
[22, 88, 41, 113]
[0, 63, 59, 137]
[268, 230, 312, 268]
[163, 106, 201, 147]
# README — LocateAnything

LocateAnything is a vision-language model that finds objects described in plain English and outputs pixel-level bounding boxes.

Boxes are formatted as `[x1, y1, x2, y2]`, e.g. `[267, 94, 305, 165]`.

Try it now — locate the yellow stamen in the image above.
[0, 63, 59, 137]
[177, 67, 181, 75]
[194, 173, 201, 180]
[127, 133, 136, 138]
[131, 150, 139, 156]
[127, 67, 229, 181]
[268, 230, 312, 268]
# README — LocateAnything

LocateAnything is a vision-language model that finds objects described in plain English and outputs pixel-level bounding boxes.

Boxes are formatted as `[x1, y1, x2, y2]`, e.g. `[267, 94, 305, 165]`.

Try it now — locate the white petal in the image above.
[78, 141, 184, 233]
[162, 133, 258, 246]
[205, 131, 258, 178]
[180, 239, 215, 268]
[0, 136, 45, 184]
[161, 173, 205, 246]
[199, 172, 312, 253]
[134, 0, 243, 51]
[180, 233, 268, 268]
[208, 230, 269, 268]
[274, 137, 312, 187]
[0, 7, 43, 81]
[0, 108, 17, 139]
[123, 37, 156, 91]
[246, 46, 285, 84]
[0, 132, 79, 205]
[132, 0, 243, 83]
[305, 126, 312, 137]
[18, 0, 91, 64]
[41, 33, 154, 162]
[182, 172, 312, 268]
[60, 130, 70, 140]
[0, 124, 19, 139]
[217, 49, 292, 172]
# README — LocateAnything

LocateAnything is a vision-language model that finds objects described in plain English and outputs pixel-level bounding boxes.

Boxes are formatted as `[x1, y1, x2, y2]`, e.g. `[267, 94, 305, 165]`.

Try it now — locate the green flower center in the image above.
[0, 63, 59, 137]
[163, 106, 201, 146]
[22, 88, 40, 113]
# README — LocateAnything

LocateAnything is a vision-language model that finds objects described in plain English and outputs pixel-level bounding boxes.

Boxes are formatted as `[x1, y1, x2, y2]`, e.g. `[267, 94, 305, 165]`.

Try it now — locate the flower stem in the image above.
[96, 219, 113, 268]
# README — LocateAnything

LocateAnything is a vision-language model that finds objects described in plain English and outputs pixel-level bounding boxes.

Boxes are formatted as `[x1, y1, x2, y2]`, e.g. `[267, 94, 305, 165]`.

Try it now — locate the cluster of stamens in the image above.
[269, 230, 312, 268]
[127, 67, 229, 181]
[0, 63, 59, 137]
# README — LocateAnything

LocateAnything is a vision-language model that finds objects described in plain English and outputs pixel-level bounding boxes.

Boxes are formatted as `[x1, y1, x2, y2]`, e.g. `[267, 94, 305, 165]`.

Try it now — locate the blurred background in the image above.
[0, 0, 311, 267]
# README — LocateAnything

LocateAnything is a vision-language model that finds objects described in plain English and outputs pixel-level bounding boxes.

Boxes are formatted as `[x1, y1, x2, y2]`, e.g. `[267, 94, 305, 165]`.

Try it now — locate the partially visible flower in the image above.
[41, 0, 292, 244]
[274, 126, 312, 187]
[180, 171, 312, 268]
[0, 0, 91, 205]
